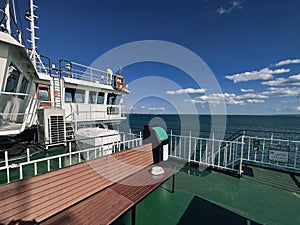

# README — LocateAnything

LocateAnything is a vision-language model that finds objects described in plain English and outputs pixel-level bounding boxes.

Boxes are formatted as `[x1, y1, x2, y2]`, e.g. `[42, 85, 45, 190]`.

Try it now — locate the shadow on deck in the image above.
[177, 196, 261, 225]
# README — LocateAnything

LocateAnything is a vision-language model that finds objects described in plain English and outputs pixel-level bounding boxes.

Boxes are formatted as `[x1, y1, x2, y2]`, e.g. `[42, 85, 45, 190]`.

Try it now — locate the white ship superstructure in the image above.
[0, 0, 128, 151]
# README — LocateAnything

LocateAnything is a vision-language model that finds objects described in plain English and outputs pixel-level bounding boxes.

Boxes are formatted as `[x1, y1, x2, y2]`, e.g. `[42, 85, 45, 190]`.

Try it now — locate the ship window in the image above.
[37, 84, 51, 106]
[5, 64, 20, 92]
[65, 88, 85, 103]
[20, 78, 29, 94]
[65, 88, 74, 103]
[107, 93, 121, 105]
[97, 92, 105, 104]
[89, 91, 97, 104]
[74, 90, 85, 103]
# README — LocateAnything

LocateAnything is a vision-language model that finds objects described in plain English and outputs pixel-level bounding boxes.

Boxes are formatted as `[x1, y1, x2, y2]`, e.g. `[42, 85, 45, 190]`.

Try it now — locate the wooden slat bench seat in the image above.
[0, 143, 175, 225]
[42, 166, 174, 225]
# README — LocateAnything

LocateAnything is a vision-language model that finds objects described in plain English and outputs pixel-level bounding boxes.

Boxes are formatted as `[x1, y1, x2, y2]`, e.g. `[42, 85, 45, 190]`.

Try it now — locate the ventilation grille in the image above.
[49, 116, 65, 144]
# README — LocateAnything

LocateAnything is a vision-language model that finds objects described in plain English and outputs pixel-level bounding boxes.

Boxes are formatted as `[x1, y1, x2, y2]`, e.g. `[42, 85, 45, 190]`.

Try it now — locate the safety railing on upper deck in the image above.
[168, 130, 300, 175]
[59, 61, 119, 86]
[0, 132, 142, 184]
[169, 131, 245, 174]
[234, 132, 300, 173]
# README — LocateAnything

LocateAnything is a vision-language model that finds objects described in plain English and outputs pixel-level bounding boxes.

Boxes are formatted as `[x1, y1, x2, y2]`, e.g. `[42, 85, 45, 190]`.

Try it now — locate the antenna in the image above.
[4, 0, 11, 34]
[12, 0, 22, 43]
[26, 0, 47, 73]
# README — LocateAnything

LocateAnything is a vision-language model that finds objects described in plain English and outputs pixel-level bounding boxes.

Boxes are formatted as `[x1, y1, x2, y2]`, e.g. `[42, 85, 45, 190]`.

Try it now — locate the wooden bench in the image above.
[0, 143, 175, 225]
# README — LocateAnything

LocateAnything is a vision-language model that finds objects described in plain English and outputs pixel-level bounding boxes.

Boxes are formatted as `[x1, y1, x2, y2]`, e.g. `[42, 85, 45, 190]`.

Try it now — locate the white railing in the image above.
[0, 136, 142, 184]
[169, 130, 300, 175]
[60, 62, 120, 86]
[169, 131, 245, 174]
[235, 134, 300, 173]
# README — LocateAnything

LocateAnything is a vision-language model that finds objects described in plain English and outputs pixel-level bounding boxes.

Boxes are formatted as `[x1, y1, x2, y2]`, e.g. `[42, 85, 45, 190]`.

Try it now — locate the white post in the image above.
[90, 68, 93, 82]
[169, 130, 173, 157]
[238, 134, 245, 177]
[5, 151, 10, 183]
[20, 165, 23, 180]
[27, 148, 30, 162]
[188, 131, 192, 164]
[34, 162, 37, 175]
[212, 133, 215, 165]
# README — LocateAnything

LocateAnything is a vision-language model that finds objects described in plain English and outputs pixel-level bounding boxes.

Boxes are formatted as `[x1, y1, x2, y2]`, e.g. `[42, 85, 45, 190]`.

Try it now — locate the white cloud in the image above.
[246, 99, 265, 103]
[241, 88, 254, 92]
[262, 74, 300, 86]
[275, 59, 300, 67]
[185, 92, 267, 106]
[166, 88, 206, 95]
[148, 107, 166, 111]
[263, 87, 300, 97]
[216, 0, 243, 15]
[297, 106, 300, 111]
[236, 93, 268, 99]
[225, 68, 290, 83]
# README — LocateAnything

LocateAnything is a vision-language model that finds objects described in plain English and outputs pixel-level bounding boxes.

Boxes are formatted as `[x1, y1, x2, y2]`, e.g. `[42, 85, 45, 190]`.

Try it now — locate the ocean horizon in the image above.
[120, 114, 300, 141]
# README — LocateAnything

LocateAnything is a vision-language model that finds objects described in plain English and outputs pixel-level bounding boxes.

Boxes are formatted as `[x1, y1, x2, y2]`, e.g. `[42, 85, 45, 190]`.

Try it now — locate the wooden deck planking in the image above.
[0, 144, 155, 224]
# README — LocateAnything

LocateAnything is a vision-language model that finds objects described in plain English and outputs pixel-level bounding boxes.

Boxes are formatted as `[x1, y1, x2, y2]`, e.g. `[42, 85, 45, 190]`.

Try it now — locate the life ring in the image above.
[114, 75, 124, 91]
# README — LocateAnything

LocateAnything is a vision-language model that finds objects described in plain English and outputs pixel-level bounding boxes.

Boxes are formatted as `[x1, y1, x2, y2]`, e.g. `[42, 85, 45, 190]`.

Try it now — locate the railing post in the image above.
[211, 133, 215, 165]
[170, 130, 173, 156]
[5, 151, 10, 183]
[188, 131, 192, 165]
[20, 165, 23, 180]
[34, 162, 38, 176]
[27, 148, 30, 162]
[90, 67, 93, 82]
[294, 144, 298, 169]
[238, 134, 245, 178]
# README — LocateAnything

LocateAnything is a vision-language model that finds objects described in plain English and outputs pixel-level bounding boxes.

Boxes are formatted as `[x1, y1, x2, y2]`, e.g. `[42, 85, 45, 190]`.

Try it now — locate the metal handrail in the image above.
[1, 136, 143, 183]
[169, 131, 300, 176]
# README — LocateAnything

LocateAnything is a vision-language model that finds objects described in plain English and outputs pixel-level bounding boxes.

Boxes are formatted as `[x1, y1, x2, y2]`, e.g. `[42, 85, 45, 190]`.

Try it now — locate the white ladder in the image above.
[53, 77, 62, 108]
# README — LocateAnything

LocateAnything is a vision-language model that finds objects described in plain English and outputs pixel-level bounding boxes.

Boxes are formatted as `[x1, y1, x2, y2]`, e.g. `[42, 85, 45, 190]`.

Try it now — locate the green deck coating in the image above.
[114, 165, 300, 225]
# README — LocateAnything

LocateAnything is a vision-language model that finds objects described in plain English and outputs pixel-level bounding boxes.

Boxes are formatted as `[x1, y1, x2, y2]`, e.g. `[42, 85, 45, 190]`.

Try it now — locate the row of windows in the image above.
[64, 88, 122, 105]
[5, 64, 29, 94]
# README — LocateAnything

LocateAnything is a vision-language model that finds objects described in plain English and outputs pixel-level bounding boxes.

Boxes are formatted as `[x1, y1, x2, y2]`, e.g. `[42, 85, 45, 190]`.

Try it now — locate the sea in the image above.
[120, 114, 300, 141]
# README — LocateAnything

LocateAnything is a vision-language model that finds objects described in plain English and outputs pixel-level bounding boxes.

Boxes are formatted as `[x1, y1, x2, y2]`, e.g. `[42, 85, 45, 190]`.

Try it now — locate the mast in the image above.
[27, 0, 38, 67]
[4, 0, 11, 34]
[26, 0, 47, 73]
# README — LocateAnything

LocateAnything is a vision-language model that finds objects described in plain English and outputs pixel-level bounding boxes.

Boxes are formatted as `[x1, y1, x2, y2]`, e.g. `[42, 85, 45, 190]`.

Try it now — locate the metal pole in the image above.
[5, 0, 11, 34]
[30, 0, 36, 67]
[5, 151, 10, 183]
[27, 148, 30, 162]
[239, 134, 245, 178]
[188, 131, 192, 165]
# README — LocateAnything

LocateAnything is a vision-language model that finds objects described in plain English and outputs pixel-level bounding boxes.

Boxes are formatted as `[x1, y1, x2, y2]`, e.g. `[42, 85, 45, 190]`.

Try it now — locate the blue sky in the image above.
[15, 0, 300, 115]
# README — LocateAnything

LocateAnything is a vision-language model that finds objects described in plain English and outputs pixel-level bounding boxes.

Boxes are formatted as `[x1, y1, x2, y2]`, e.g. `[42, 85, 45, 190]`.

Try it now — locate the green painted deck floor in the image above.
[114, 165, 300, 225]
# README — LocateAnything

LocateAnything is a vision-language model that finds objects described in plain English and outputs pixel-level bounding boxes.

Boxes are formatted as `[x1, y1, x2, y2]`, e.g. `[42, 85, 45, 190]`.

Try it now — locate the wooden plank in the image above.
[0, 144, 155, 224]
[42, 188, 133, 225]
[41, 167, 174, 225]
[0, 159, 110, 223]
[110, 167, 175, 203]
